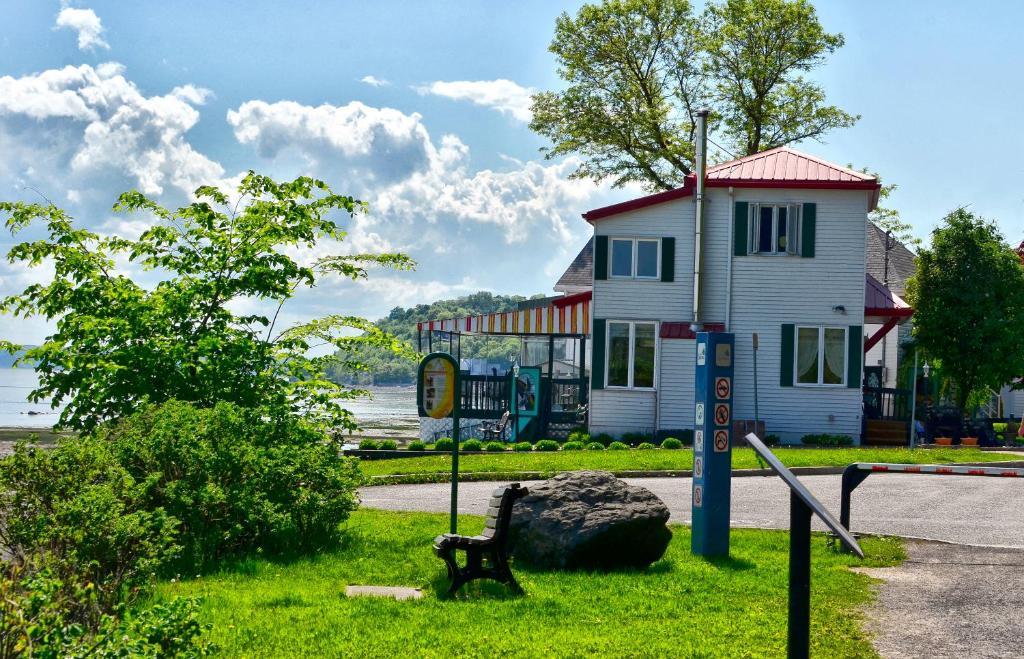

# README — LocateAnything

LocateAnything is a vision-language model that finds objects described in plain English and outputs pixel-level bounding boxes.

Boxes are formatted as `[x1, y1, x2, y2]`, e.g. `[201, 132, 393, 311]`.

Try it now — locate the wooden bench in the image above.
[433, 483, 528, 595]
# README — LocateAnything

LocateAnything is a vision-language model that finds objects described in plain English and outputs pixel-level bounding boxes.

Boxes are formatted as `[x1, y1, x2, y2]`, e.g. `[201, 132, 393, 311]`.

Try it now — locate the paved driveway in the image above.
[360, 473, 1024, 548]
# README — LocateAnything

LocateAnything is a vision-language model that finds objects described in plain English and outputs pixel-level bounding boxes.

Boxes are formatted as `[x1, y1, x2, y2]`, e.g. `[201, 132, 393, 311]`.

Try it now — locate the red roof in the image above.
[865, 273, 913, 322]
[583, 146, 880, 221]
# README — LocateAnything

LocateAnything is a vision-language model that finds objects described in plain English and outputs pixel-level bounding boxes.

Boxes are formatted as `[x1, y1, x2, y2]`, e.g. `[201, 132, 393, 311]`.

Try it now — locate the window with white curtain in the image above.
[795, 326, 846, 386]
[749, 204, 801, 255]
[606, 321, 658, 389]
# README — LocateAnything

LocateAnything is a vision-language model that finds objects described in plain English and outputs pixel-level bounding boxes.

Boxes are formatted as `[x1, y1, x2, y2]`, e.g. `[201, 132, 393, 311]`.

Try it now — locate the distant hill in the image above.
[327, 291, 543, 385]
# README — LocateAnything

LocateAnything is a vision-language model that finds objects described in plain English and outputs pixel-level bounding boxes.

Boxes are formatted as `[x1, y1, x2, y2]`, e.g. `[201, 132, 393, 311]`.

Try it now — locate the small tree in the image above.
[0, 172, 415, 432]
[906, 209, 1024, 411]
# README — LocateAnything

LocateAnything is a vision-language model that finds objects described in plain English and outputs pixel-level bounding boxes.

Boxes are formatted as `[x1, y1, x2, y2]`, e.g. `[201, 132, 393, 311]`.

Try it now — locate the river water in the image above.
[0, 368, 419, 435]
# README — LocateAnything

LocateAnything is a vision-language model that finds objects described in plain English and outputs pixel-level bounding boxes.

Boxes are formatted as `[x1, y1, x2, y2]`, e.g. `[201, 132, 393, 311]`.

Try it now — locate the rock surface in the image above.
[508, 470, 671, 570]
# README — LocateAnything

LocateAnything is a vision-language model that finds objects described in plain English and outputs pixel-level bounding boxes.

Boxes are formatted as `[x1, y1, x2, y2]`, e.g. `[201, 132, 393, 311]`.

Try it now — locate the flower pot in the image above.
[961, 437, 978, 446]
[934, 437, 953, 446]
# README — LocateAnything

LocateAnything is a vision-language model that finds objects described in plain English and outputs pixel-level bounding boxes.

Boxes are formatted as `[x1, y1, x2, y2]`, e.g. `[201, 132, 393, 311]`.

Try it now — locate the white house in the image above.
[580, 146, 898, 444]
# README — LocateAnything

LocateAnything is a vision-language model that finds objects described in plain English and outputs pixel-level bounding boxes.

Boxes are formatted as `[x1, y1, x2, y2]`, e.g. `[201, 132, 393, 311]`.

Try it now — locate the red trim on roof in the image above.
[583, 175, 696, 222]
[865, 307, 913, 319]
[552, 290, 592, 308]
[705, 179, 879, 191]
[660, 322, 725, 339]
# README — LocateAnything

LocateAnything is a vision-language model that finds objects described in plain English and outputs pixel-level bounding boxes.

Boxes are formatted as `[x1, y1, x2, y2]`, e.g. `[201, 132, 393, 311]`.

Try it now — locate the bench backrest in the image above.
[482, 482, 527, 540]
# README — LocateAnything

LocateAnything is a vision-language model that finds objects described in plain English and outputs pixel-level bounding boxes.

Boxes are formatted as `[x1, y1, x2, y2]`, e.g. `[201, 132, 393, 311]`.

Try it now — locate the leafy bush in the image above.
[407, 440, 426, 451]
[567, 430, 590, 444]
[377, 439, 397, 450]
[433, 437, 455, 451]
[535, 439, 560, 452]
[637, 442, 656, 450]
[621, 432, 652, 447]
[800, 433, 854, 447]
[655, 429, 693, 446]
[992, 423, 1007, 433]
[586, 442, 605, 450]
[661, 437, 683, 449]
[359, 439, 381, 450]
[461, 439, 484, 452]
[764, 434, 782, 446]
[97, 400, 362, 568]
[513, 442, 533, 452]
[485, 441, 506, 452]
[561, 441, 584, 451]
[608, 441, 629, 450]
[592, 432, 614, 447]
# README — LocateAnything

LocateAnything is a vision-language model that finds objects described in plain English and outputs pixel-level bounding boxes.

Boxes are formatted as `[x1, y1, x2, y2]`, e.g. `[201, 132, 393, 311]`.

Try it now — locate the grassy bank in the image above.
[157, 509, 903, 657]
[358, 446, 1016, 481]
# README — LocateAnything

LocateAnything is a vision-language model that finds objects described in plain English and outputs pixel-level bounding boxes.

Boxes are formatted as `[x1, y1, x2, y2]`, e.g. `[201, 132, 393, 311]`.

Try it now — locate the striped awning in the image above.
[417, 291, 591, 336]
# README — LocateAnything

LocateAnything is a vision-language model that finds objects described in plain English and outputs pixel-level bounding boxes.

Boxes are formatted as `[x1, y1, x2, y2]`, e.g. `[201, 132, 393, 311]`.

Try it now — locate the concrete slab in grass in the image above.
[345, 585, 423, 600]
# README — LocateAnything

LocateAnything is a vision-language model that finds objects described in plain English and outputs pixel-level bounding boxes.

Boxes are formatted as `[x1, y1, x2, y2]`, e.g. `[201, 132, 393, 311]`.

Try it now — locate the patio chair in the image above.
[481, 411, 510, 442]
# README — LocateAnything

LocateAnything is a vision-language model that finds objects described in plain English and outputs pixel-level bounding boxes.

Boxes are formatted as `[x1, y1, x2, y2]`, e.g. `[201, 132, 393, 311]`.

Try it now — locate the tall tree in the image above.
[530, 0, 858, 191]
[906, 209, 1024, 410]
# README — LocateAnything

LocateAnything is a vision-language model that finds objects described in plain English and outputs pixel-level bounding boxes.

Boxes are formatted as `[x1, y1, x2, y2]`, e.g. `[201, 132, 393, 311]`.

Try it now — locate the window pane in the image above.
[758, 206, 774, 253]
[776, 206, 788, 252]
[607, 322, 631, 386]
[633, 324, 656, 388]
[796, 327, 820, 384]
[611, 239, 633, 277]
[823, 328, 846, 384]
[636, 240, 658, 278]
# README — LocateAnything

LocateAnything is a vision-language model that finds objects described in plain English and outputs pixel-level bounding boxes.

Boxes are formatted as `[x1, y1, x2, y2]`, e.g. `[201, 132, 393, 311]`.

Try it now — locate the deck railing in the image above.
[863, 386, 912, 421]
[460, 375, 509, 419]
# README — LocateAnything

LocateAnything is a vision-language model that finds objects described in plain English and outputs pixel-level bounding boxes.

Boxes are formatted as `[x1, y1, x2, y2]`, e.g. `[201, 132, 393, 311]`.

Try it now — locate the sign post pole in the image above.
[450, 367, 460, 534]
[692, 331, 735, 557]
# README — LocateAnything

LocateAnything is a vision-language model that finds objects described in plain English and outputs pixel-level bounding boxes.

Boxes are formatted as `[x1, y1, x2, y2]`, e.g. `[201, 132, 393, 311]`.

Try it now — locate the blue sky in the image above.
[2, 1, 1023, 344]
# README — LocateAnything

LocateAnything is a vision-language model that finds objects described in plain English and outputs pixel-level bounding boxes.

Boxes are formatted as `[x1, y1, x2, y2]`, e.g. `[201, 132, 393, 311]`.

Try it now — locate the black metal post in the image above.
[839, 465, 870, 533]
[788, 491, 812, 659]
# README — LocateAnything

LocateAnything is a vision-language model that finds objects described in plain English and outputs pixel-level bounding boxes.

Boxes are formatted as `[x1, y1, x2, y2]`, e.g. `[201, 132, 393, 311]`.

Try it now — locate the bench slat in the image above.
[485, 516, 498, 529]
[485, 505, 502, 518]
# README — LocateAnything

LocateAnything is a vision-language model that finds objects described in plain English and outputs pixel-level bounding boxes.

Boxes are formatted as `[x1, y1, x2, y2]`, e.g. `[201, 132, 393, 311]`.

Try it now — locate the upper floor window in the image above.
[749, 204, 801, 255]
[610, 237, 660, 279]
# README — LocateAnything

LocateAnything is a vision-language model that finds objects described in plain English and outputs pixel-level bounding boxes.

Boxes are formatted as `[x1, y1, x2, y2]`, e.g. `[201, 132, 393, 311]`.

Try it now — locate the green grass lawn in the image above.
[157, 509, 904, 657]
[359, 446, 1016, 481]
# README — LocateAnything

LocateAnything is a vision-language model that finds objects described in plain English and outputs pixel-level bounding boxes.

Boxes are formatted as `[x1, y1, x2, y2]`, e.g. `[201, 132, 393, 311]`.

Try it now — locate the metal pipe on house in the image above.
[691, 109, 710, 331]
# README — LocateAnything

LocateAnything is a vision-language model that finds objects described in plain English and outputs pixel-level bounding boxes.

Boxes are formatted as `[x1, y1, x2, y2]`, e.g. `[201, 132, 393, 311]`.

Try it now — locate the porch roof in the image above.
[865, 273, 913, 323]
[417, 291, 592, 336]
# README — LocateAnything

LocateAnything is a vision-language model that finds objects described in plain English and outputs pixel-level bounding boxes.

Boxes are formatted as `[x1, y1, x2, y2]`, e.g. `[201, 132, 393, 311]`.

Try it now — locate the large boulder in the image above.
[508, 470, 671, 570]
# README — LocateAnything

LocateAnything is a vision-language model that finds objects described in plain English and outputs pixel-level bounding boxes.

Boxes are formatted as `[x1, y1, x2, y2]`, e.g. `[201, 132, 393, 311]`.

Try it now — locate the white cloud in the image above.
[416, 79, 535, 122]
[55, 6, 110, 51]
[360, 75, 390, 88]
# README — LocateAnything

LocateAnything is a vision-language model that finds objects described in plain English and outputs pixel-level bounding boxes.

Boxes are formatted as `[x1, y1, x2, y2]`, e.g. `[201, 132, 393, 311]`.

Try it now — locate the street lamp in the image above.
[922, 362, 932, 441]
[511, 359, 521, 443]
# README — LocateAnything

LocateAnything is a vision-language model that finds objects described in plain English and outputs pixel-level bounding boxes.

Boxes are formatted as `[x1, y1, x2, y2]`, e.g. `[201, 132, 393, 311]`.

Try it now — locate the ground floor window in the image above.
[796, 325, 846, 385]
[607, 321, 657, 388]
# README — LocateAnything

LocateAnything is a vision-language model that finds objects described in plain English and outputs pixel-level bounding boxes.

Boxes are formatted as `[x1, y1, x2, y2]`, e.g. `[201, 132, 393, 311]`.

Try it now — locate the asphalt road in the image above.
[360, 473, 1024, 548]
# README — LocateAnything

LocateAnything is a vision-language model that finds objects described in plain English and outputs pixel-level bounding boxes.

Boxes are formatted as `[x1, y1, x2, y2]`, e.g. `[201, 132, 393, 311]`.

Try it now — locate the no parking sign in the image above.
[692, 331, 734, 557]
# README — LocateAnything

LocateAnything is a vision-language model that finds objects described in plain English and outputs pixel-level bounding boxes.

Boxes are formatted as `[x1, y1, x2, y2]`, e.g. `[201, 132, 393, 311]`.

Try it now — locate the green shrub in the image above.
[592, 432, 614, 447]
[513, 441, 533, 452]
[586, 442, 605, 450]
[764, 434, 782, 446]
[621, 432, 653, 447]
[561, 441, 584, 451]
[800, 433, 854, 447]
[485, 441, 506, 452]
[407, 440, 426, 451]
[661, 437, 683, 449]
[377, 439, 397, 450]
[608, 441, 629, 450]
[461, 439, 484, 452]
[535, 439, 560, 452]
[992, 423, 1007, 433]
[433, 437, 454, 451]
[567, 430, 590, 444]
[656, 429, 693, 446]
[1014, 436, 1024, 446]
[637, 442, 656, 450]
[97, 400, 362, 568]
[358, 439, 381, 450]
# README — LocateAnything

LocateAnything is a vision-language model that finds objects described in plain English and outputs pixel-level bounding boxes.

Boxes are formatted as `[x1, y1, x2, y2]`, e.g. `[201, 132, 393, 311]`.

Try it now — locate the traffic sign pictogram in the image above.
[715, 376, 731, 399]
[714, 402, 730, 426]
[693, 485, 703, 508]
[714, 429, 729, 452]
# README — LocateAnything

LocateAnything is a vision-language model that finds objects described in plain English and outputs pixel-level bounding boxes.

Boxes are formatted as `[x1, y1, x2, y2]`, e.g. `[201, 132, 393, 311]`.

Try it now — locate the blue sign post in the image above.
[692, 331, 734, 557]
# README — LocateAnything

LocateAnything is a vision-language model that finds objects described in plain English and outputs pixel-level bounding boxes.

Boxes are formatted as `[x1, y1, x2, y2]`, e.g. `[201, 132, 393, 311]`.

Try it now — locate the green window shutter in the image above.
[733, 201, 749, 256]
[591, 318, 606, 390]
[847, 325, 863, 389]
[594, 235, 608, 280]
[661, 237, 675, 282]
[800, 203, 816, 258]
[780, 324, 794, 387]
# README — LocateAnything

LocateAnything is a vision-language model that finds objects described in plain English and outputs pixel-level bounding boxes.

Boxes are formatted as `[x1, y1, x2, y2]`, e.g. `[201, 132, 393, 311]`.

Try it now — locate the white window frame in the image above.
[749, 203, 801, 256]
[608, 237, 661, 280]
[605, 320, 659, 390]
[793, 325, 847, 387]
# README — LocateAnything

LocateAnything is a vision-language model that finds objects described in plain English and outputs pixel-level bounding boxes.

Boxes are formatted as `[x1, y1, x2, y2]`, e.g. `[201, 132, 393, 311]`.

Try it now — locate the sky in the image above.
[1, 0, 1023, 345]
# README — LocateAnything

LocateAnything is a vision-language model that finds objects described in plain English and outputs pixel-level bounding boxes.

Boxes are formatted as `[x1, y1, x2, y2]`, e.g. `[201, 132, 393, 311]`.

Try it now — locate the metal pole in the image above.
[752, 333, 760, 426]
[450, 368, 460, 534]
[909, 350, 919, 448]
[788, 491, 812, 659]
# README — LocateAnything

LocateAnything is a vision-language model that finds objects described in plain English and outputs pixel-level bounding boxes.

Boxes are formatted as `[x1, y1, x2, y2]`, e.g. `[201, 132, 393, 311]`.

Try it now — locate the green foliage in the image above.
[907, 209, 1024, 409]
[485, 441, 507, 452]
[433, 438, 455, 451]
[593, 432, 614, 447]
[608, 441, 630, 450]
[0, 172, 414, 433]
[359, 439, 381, 450]
[567, 430, 591, 444]
[764, 434, 782, 446]
[513, 442, 533, 452]
[407, 440, 427, 451]
[96, 400, 362, 568]
[562, 441, 585, 451]
[661, 438, 683, 449]
[800, 433, 853, 446]
[535, 439, 560, 452]
[586, 442, 606, 450]
[378, 439, 398, 451]
[530, 0, 856, 191]
[461, 439, 484, 452]
[621, 431, 653, 446]
[637, 442, 657, 450]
